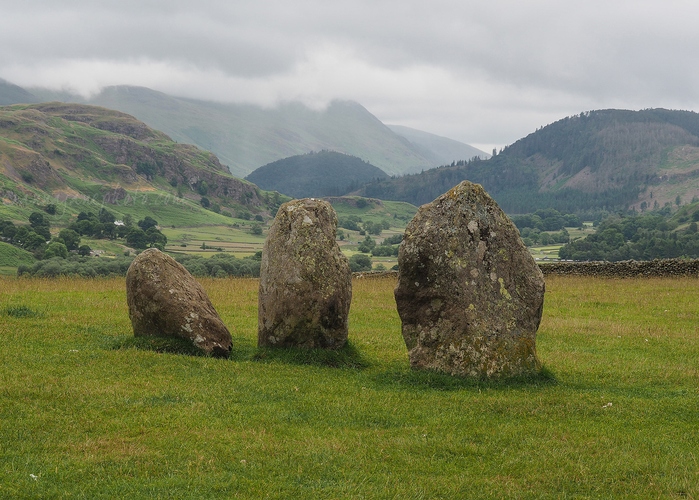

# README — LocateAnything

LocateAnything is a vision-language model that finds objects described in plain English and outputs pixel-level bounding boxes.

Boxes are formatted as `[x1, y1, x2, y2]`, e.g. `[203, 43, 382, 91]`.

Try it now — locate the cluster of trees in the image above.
[559, 211, 699, 261]
[18, 250, 263, 278]
[67, 210, 167, 250]
[349, 253, 372, 272]
[338, 215, 391, 236]
[173, 253, 261, 278]
[509, 208, 578, 247]
[18, 255, 134, 278]
[511, 209, 581, 232]
[355, 233, 402, 256]
[1, 207, 169, 264]
[520, 228, 570, 247]
[1, 212, 92, 260]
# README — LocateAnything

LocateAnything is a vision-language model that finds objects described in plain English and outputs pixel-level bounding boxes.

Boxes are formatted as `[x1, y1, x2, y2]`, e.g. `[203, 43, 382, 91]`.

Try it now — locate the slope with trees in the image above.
[558, 204, 699, 261]
[245, 150, 388, 198]
[355, 109, 699, 214]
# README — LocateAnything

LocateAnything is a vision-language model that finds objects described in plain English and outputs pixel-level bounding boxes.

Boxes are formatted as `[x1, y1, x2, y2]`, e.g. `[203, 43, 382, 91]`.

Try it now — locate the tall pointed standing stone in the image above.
[394, 181, 545, 378]
[258, 198, 352, 349]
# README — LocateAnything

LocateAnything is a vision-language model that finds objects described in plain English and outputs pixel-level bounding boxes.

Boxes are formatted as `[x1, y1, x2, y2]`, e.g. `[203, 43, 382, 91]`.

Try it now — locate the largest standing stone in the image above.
[126, 248, 232, 357]
[258, 198, 352, 349]
[394, 181, 545, 378]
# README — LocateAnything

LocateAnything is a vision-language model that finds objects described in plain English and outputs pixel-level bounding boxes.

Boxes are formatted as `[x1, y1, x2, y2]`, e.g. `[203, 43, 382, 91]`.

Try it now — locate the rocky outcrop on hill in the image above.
[0, 102, 265, 207]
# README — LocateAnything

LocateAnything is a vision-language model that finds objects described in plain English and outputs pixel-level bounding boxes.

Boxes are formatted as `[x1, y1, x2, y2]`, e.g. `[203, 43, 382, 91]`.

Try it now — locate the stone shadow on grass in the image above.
[370, 365, 557, 392]
[252, 340, 369, 369]
[112, 336, 220, 357]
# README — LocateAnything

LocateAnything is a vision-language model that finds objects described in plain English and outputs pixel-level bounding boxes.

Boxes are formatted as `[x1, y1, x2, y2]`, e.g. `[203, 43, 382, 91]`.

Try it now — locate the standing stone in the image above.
[394, 181, 545, 378]
[126, 248, 232, 357]
[258, 198, 352, 349]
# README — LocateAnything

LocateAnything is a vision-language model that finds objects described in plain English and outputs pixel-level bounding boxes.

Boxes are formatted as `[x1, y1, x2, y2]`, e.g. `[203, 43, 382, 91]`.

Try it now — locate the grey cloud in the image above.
[2, 0, 699, 148]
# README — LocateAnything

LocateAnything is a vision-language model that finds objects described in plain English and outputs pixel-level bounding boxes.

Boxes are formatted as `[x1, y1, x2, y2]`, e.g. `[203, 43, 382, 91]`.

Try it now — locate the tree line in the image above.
[558, 209, 699, 261]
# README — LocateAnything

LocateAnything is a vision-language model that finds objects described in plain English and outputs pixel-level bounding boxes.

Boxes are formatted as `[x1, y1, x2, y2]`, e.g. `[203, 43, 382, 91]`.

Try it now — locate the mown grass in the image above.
[0, 275, 697, 498]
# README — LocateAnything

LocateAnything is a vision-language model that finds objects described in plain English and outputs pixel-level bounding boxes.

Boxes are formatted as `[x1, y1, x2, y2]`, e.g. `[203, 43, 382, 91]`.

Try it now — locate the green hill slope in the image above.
[357, 108, 699, 213]
[0, 102, 268, 225]
[245, 150, 388, 198]
[0, 241, 35, 274]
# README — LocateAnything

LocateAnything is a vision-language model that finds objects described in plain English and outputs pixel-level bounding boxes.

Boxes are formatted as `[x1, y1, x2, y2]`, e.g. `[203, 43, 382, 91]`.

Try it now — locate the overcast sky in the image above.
[2, 0, 698, 152]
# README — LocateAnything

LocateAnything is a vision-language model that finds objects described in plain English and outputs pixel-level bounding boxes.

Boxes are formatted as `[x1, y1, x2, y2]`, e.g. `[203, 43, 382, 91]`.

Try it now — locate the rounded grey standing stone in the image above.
[258, 198, 352, 349]
[394, 181, 545, 378]
[126, 248, 232, 357]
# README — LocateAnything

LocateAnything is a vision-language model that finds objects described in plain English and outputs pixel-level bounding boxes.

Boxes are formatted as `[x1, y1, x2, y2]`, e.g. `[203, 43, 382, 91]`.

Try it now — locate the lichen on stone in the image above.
[394, 181, 545, 378]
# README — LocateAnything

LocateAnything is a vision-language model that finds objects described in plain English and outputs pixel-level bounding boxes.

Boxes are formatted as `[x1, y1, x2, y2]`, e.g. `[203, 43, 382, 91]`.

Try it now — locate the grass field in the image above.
[1, 275, 697, 498]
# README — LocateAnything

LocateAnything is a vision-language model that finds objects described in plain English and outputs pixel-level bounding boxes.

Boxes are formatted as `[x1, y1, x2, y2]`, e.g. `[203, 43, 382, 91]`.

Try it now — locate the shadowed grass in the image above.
[371, 365, 558, 392]
[252, 340, 370, 369]
[3, 304, 44, 318]
[112, 335, 211, 357]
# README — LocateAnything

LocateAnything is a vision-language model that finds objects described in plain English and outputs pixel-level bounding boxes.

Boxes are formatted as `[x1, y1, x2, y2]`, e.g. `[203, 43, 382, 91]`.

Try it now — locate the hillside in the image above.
[17, 85, 464, 178]
[0, 102, 267, 223]
[0, 79, 39, 106]
[245, 150, 388, 198]
[356, 108, 699, 214]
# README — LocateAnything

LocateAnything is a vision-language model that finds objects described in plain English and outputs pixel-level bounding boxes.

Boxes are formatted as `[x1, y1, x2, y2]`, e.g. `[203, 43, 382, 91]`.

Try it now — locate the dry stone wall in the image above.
[539, 259, 699, 278]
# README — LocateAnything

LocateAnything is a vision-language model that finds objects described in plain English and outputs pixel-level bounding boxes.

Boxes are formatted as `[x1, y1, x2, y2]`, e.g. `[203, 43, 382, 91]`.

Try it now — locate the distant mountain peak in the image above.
[387, 124, 489, 166]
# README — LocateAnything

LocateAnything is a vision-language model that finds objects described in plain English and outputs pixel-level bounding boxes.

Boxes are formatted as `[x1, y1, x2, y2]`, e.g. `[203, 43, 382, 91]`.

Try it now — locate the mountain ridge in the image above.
[10, 83, 483, 178]
[387, 124, 489, 165]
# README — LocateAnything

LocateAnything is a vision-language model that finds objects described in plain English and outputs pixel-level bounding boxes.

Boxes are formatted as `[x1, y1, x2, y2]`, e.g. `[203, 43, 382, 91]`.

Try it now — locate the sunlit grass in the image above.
[0, 275, 697, 498]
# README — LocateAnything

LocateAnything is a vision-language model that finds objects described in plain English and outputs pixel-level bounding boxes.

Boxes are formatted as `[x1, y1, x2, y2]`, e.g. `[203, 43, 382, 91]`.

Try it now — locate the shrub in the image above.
[44, 242, 68, 260]
[349, 253, 372, 272]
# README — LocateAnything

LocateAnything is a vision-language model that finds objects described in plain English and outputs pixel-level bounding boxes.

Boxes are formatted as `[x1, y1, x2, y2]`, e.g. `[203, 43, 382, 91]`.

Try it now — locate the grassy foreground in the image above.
[0, 276, 697, 498]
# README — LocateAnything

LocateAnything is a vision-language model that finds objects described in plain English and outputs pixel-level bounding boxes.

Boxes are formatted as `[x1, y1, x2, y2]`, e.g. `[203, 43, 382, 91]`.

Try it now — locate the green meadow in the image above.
[0, 275, 697, 498]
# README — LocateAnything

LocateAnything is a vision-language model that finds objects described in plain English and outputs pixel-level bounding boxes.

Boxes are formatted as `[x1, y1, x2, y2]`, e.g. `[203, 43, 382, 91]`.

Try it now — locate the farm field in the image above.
[0, 275, 697, 498]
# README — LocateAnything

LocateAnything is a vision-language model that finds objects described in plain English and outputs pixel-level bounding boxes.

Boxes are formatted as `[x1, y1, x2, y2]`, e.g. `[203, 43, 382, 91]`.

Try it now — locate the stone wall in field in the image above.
[538, 259, 699, 278]
[355, 258, 699, 279]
